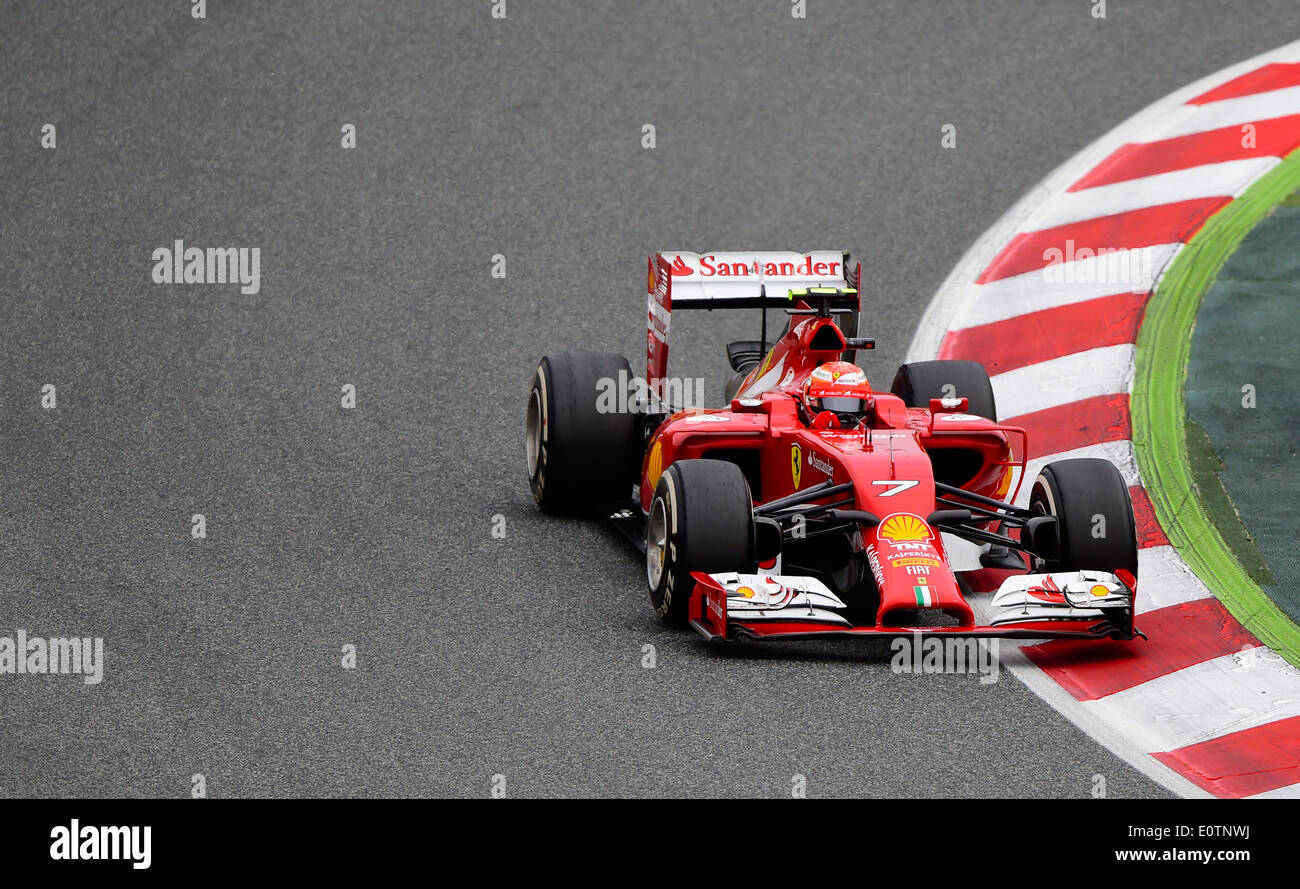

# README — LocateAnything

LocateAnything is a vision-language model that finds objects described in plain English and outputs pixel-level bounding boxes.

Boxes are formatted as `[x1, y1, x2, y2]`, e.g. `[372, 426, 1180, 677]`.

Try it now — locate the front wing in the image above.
[688, 570, 1141, 642]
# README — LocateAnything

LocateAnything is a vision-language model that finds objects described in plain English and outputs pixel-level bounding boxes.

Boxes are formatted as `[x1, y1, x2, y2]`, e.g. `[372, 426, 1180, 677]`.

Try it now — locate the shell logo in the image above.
[877, 513, 932, 543]
[646, 439, 664, 488]
[994, 464, 1013, 499]
[736, 586, 755, 599]
[1089, 583, 1110, 597]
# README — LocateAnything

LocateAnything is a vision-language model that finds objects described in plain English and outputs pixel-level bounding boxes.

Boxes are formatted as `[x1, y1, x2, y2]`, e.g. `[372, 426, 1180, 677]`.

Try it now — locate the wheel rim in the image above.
[525, 388, 543, 477]
[1031, 476, 1057, 517]
[646, 496, 669, 589]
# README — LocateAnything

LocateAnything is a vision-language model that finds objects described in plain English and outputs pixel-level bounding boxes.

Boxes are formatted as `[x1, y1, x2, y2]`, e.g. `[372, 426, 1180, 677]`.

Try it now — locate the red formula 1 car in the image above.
[526, 250, 1142, 644]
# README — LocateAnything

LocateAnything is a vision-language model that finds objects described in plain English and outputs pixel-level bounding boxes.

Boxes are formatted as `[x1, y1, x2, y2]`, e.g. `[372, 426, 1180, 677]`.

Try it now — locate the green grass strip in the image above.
[1133, 148, 1300, 668]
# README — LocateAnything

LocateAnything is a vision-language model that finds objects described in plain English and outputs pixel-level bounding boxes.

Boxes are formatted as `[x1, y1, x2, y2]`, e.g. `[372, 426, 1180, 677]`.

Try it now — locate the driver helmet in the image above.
[803, 361, 872, 428]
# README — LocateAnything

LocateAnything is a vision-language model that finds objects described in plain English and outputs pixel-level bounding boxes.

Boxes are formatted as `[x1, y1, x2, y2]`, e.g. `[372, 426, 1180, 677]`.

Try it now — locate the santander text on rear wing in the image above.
[646, 250, 859, 399]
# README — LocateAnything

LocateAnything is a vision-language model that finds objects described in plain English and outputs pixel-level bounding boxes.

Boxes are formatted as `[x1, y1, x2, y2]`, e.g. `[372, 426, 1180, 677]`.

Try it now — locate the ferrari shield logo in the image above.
[790, 443, 802, 489]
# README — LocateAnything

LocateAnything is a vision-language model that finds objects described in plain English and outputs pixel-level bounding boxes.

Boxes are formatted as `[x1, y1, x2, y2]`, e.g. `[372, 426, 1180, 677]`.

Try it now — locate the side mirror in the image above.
[926, 509, 973, 526]
[929, 396, 969, 413]
[1023, 515, 1059, 560]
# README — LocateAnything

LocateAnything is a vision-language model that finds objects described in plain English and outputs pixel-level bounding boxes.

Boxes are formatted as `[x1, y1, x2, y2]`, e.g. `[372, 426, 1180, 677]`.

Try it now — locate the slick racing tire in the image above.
[527, 352, 639, 516]
[646, 459, 756, 628]
[1030, 458, 1138, 579]
[890, 360, 997, 421]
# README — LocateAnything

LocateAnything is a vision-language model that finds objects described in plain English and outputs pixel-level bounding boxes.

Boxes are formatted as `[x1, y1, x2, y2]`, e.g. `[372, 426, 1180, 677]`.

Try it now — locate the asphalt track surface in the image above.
[1, 0, 1297, 798]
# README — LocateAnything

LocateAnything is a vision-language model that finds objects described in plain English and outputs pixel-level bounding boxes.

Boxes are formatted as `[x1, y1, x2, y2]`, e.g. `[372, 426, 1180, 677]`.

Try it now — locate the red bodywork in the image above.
[638, 251, 1137, 642]
[640, 313, 1026, 631]
[643, 252, 1048, 637]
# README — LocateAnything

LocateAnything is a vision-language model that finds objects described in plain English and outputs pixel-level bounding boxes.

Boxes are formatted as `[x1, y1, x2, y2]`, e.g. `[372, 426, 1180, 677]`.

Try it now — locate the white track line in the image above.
[1082, 647, 1300, 753]
[1160, 84, 1300, 139]
[1025, 158, 1278, 231]
[1135, 546, 1214, 614]
[948, 244, 1180, 330]
[991, 344, 1136, 417]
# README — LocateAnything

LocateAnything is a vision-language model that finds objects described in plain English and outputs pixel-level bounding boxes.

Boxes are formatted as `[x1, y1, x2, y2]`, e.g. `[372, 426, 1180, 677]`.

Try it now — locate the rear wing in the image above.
[647, 251, 860, 398]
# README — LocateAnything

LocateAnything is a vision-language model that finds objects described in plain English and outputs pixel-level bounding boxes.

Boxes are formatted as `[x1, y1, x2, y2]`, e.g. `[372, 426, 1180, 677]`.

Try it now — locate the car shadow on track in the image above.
[698, 638, 900, 665]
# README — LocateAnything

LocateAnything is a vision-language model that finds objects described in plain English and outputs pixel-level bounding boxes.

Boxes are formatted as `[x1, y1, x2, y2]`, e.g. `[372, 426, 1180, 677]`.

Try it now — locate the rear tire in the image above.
[527, 352, 639, 516]
[890, 359, 996, 421]
[723, 369, 750, 404]
[646, 459, 755, 628]
[1030, 458, 1137, 578]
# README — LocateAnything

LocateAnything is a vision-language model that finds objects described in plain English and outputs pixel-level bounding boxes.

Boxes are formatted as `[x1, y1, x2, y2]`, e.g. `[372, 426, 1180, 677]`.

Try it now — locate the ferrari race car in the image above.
[525, 250, 1142, 643]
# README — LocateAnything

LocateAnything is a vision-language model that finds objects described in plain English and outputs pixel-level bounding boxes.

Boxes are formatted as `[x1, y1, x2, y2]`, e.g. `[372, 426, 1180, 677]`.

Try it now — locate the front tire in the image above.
[1030, 458, 1137, 578]
[890, 359, 996, 420]
[527, 352, 639, 516]
[646, 459, 756, 628]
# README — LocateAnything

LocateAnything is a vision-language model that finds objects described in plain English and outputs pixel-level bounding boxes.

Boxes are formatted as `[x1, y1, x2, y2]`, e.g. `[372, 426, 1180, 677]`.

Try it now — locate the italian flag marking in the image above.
[913, 579, 933, 607]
